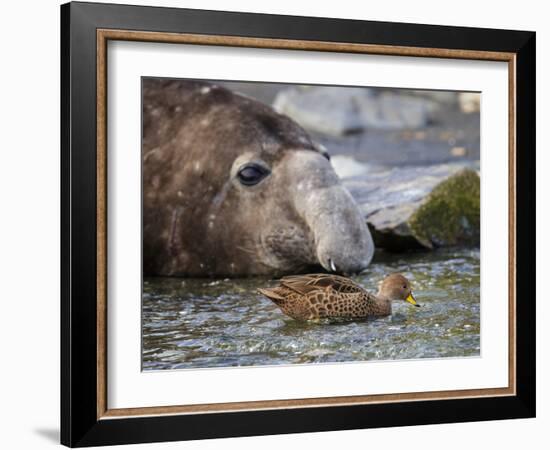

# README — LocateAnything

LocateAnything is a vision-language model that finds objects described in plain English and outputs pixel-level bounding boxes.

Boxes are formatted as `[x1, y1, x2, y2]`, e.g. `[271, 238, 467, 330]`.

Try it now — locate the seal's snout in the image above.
[288, 150, 375, 275]
[315, 203, 374, 275]
[319, 245, 372, 275]
[321, 257, 342, 273]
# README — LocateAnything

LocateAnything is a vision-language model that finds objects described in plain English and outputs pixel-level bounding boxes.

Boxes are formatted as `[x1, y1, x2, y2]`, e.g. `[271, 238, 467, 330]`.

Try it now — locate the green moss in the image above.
[409, 169, 480, 247]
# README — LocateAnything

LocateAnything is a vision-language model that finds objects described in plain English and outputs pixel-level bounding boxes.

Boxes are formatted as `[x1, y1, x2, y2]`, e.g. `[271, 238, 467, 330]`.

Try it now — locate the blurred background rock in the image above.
[218, 81, 481, 251]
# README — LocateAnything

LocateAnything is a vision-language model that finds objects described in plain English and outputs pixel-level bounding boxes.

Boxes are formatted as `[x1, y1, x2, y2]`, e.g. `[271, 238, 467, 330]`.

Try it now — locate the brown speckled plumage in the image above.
[258, 273, 417, 321]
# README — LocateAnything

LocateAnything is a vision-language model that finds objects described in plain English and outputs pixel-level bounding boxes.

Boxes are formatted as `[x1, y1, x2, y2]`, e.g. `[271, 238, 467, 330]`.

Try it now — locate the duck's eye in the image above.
[403, 285, 407, 289]
[237, 163, 270, 186]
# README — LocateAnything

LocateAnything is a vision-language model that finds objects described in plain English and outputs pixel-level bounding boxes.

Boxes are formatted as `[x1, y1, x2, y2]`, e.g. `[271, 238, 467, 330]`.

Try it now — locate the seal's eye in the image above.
[237, 164, 270, 186]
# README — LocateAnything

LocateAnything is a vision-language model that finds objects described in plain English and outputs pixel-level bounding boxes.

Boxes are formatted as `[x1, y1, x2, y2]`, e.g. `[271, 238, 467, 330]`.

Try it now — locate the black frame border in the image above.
[61, 1, 535, 447]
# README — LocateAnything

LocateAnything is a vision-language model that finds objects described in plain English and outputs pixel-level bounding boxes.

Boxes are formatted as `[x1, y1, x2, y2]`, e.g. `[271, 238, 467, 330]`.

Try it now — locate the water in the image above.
[142, 248, 480, 371]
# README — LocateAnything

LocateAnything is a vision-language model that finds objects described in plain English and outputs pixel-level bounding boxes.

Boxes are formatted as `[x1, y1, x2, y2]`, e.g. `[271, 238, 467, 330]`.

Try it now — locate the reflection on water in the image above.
[142, 249, 480, 371]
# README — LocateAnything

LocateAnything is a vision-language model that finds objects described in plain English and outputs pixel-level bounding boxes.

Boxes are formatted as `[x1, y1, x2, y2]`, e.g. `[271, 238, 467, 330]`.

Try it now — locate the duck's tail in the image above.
[258, 287, 287, 305]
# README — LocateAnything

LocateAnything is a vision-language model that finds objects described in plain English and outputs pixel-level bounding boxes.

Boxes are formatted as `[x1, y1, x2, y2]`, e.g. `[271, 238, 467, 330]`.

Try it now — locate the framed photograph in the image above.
[61, 1, 535, 447]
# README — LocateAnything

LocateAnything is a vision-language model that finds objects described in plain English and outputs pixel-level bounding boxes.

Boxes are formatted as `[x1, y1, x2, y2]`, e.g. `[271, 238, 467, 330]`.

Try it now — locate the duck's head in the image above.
[378, 273, 419, 307]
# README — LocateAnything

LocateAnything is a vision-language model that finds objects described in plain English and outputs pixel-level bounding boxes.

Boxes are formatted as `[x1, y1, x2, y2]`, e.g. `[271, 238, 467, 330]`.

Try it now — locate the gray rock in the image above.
[360, 91, 438, 131]
[333, 156, 480, 250]
[458, 92, 481, 114]
[273, 87, 368, 136]
[274, 86, 439, 136]
[409, 90, 458, 105]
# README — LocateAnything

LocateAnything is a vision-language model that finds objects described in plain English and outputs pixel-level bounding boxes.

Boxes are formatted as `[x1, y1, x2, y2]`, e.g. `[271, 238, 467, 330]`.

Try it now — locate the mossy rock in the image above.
[340, 161, 480, 251]
[409, 169, 480, 247]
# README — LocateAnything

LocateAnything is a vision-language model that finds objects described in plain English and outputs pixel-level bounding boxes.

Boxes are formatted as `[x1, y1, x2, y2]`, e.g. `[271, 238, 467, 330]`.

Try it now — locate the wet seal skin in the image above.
[143, 79, 374, 277]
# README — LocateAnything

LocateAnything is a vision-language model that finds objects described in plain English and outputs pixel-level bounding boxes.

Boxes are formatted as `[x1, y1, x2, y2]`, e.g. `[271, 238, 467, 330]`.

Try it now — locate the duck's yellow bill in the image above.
[406, 293, 420, 307]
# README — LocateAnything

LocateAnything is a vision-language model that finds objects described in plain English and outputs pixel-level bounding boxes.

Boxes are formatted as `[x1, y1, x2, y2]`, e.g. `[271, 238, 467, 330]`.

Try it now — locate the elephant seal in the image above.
[143, 79, 374, 277]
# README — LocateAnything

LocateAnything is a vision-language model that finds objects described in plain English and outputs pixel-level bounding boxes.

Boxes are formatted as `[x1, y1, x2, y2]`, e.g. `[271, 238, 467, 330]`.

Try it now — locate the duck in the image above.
[258, 273, 419, 321]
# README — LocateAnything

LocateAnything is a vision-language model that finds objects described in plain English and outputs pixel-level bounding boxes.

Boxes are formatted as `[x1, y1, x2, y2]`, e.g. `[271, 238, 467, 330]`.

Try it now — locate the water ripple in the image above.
[142, 248, 480, 370]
